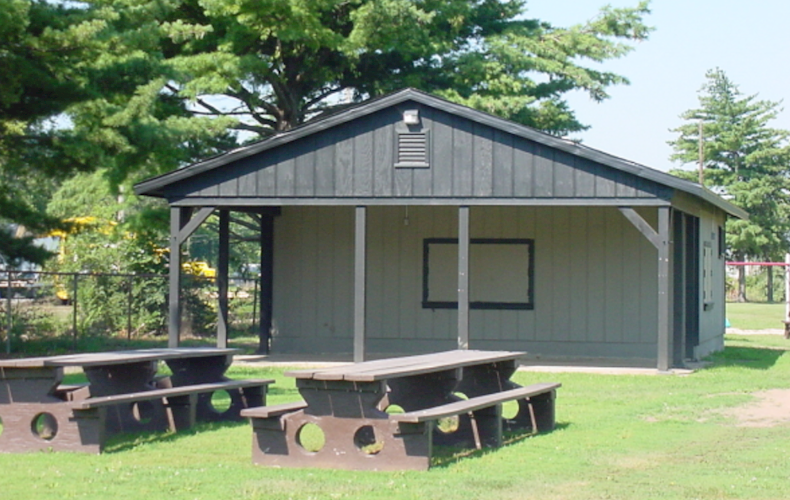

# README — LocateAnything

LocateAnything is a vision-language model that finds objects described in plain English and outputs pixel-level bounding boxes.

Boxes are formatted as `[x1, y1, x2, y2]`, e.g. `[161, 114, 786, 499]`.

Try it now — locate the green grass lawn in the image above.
[2, 336, 790, 500]
[726, 302, 787, 330]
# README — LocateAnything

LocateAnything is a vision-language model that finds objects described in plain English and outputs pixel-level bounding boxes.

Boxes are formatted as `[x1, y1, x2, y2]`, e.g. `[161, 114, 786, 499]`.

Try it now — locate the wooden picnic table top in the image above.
[0, 347, 240, 369]
[285, 349, 525, 382]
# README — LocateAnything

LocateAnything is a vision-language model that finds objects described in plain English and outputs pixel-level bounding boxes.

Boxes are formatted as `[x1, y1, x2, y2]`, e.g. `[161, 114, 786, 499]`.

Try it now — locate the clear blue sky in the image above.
[527, 0, 790, 172]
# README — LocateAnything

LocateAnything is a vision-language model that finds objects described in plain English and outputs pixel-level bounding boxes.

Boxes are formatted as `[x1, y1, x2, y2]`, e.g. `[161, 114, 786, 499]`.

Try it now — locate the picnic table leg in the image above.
[386, 369, 492, 448]
[83, 361, 169, 435]
[0, 366, 104, 453]
[455, 360, 519, 396]
[162, 354, 255, 422]
[0, 401, 103, 453]
[249, 379, 431, 470]
[456, 361, 556, 434]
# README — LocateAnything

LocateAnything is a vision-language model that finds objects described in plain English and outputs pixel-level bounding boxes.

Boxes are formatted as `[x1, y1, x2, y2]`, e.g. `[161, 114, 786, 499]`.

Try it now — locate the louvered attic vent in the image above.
[395, 131, 430, 168]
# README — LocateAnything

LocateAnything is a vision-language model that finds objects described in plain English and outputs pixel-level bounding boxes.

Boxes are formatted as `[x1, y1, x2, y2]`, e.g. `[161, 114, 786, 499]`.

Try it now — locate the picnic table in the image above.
[0, 348, 273, 453]
[242, 350, 561, 470]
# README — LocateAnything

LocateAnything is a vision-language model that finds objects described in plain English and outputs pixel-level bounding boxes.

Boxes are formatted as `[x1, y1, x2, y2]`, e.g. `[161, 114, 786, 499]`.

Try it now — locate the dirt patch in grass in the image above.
[723, 389, 790, 427]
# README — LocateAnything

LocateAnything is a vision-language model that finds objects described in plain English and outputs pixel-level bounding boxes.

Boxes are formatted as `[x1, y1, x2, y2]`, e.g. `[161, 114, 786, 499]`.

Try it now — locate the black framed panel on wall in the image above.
[422, 238, 535, 310]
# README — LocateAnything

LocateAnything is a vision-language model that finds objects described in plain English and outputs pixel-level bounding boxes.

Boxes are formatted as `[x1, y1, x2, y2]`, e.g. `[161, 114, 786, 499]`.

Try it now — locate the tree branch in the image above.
[231, 122, 274, 135]
[166, 84, 225, 117]
[303, 86, 345, 111]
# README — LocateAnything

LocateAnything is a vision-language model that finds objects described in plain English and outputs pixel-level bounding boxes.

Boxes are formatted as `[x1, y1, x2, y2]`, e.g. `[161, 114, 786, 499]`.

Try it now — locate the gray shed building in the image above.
[134, 88, 746, 370]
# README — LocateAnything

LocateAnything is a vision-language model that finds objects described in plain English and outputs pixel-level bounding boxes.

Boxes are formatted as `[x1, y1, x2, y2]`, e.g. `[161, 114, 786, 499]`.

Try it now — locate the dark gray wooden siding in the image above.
[166, 102, 672, 203]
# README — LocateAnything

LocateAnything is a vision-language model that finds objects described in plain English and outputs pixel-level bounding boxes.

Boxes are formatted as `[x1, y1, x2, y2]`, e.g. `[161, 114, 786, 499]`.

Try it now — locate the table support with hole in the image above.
[0, 348, 270, 453]
[244, 350, 560, 471]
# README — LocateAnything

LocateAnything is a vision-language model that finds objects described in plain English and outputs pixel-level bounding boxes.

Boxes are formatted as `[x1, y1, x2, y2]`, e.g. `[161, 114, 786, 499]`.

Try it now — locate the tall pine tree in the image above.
[669, 68, 790, 302]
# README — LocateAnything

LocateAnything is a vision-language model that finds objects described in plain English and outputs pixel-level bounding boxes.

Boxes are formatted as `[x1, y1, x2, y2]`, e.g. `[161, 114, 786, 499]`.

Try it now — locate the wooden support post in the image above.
[458, 206, 470, 350]
[169, 208, 186, 348]
[258, 213, 274, 354]
[354, 206, 367, 362]
[657, 207, 671, 371]
[619, 206, 673, 371]
[619, 207, 660, 248]
[168, 206, 214, 348]
[217, 209, 230, 348]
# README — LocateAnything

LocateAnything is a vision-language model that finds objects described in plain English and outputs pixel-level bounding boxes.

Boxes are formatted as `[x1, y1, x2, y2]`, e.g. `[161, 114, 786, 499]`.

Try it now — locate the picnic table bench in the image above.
[242, 350, 560, 471]
[0, 348, 273, 453]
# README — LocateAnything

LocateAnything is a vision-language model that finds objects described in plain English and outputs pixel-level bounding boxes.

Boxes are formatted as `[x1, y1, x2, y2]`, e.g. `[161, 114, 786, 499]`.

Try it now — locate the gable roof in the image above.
[134, 88, 747, 219]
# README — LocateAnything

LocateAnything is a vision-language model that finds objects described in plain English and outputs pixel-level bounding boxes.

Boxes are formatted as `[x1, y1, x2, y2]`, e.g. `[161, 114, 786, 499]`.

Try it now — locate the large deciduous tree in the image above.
[81, 0, 652, 185]
[669, 68, 790, 302]
[2, 0, 652, 267]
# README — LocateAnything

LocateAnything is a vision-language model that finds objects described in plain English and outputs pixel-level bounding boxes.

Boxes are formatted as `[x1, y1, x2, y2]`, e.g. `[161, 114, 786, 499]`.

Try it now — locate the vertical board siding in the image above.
[569, 209, 589, 341]
[452, 118, 474, 196]
[353, 130, 374, 196]
[315, 208, 338, 340]
[257, 152, 277, 195]
[314, 131, 335, 196]
[533, 145, 554, 197]
[697, 206, 726, 358]
[394, 169, 413, 196]
[276, 157, 296, 196]
[473, 124, 494, 196]
[638, 208, 659, 343]
[272, 206, 354, 352]
[616, 172, 637, 198]
[273, 205, 659, 359]
[492, 130, 514, 197]
[595, 170, 617, 198]
[604, 208, 624, 343]
[621, 209, 643, 340]
[574, 158, 597, 198]
[372, 121, 393, 196]
[431, 112, 454, 196]
[517, 206, 537, 340]
[171, 104, 670, 202]
[371, 206, 396, 339]
[551, 208, 572, 341]
[552, 151, 575, 198]
[334, 129, 354, 196]
[294, 140, 316, 197]
[513, 138, 535, 197]
[585, 207, 606, 342]
[532, 207, 553, 340]
[412, 107, 434, 197]
[412, 167, 433, 197]
[237, 159, 258, 197]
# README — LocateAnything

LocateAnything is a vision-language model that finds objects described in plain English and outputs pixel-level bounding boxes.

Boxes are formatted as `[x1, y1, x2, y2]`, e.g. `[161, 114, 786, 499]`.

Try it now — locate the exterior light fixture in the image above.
[403, 109, 420, 125]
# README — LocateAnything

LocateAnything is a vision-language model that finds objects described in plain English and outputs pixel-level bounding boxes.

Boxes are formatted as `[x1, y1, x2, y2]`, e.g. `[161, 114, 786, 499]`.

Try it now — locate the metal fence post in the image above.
[72, 273, 78, 347]
[785, 254, 790, 322]
[251, 278, 258, 333]
[127, 277, 133, 341]
[5, 270, 12, 354]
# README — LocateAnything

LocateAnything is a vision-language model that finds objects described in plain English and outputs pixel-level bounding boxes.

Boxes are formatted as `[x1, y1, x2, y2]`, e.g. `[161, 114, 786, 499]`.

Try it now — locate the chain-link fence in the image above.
[0, 270, 260, 354]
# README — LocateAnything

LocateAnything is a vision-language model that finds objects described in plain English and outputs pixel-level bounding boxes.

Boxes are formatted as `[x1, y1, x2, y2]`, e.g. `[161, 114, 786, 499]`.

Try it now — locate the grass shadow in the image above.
[102, 420, 245, 454]
[704, 344, 786, 371]
[430, 422, 570, 469]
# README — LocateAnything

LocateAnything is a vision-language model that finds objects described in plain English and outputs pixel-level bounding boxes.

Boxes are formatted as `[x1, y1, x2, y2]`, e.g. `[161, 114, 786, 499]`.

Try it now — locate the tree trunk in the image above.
[738, 265, 748, 302]
[767, 266, 774, 303]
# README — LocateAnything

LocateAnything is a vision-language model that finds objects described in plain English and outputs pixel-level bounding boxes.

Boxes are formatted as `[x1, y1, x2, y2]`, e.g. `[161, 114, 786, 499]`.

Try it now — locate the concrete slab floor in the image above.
[233, 353, 695, 375]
